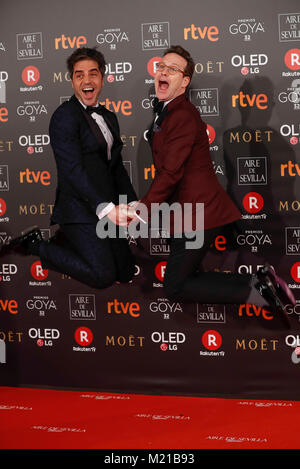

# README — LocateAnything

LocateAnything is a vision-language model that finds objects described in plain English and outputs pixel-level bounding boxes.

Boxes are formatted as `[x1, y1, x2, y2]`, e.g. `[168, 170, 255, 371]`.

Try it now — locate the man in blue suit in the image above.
[4, 47, 137, 288]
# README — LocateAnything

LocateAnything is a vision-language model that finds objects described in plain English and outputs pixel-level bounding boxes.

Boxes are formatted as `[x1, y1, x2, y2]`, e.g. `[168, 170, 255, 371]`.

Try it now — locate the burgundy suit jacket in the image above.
[140, 93, 241, 233]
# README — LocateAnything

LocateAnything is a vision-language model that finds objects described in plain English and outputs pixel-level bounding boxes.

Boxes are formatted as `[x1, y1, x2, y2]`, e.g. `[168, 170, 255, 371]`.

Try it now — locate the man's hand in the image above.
[106, 204, 133, 226]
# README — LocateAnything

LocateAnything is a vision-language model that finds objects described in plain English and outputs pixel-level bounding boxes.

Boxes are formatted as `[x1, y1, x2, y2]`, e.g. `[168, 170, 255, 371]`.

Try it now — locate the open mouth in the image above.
[82, 87, 95, 99]
[158, 79, 169, 91]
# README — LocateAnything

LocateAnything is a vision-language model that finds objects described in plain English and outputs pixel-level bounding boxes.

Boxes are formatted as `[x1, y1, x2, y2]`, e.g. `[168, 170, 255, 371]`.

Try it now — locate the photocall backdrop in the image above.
[0, 0, 300, 399]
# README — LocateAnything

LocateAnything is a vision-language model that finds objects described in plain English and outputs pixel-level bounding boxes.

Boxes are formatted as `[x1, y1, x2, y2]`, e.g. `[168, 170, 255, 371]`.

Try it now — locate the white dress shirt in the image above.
[79, 100, 136, 219]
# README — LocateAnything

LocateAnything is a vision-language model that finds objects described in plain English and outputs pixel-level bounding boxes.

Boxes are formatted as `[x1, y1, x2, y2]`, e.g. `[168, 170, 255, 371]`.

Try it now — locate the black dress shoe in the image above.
[0, 226, 43, 256]
[256, 263, 296, 323]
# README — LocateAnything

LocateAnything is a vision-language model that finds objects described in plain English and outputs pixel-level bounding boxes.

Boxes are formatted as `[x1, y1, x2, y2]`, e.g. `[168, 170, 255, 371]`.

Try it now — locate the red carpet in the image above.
[0, 386, 298, 450]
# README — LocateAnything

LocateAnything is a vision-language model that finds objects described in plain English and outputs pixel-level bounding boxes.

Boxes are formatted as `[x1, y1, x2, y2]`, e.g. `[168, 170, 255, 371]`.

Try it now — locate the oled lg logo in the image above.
[285, 334, 300, 364]
[19, 134, 50, 154]
[29, 328, 60, 347]
[231, 53, 268, 75]
[0, 264, 17, 282]
[280, 123, 300, 145]
[151, 331, 186, 351]
[0, 71, 8, 121]
[105, 62, 132, 83]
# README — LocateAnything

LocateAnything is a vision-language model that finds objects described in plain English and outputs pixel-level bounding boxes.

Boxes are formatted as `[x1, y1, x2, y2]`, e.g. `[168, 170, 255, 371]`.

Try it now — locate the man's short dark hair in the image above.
[163, 45, 195, 80]
[67, 47, 106, 78]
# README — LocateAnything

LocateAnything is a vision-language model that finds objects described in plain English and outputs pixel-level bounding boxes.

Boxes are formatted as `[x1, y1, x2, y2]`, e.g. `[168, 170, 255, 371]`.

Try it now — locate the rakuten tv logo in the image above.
[291, 262, 300, 283]
[147, 57, 161, 77]
[0, 198, 7, 216]
[206, 124, 216, 144]
[31, 261, 48, 281]
[202, 330, 222, 350]
[242, 192, 264, 213]
[74, 327, 93, 346]
[22, 66, 40, 85]
[200, 330, 225, 357]
[155, 261, 167, 282]
[284, 49, 300, 71]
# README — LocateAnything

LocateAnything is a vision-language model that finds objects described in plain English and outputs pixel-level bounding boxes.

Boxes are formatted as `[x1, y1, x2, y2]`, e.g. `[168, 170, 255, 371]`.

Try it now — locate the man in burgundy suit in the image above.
[129, 45, 294, 317]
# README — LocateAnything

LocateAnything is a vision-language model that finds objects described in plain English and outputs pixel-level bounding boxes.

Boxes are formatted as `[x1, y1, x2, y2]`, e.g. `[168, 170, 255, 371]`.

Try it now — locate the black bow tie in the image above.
[153, 98, 164, 115]
[86, 105, 104, 115]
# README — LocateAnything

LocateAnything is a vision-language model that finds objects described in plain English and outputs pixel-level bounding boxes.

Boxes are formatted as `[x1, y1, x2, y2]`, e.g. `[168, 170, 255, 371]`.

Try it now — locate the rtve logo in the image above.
[54, 34, 87, 50]
[0, 299, 18, 314]
[183, 24, 219, 41]
[99, 98, 132, 115]
[19, 168, 51, 185]
[238, 304, 273, 320]
[107, 299, 140, 317]
[232, 91, 268, 109]
[280, 160, 300, 176]
[0, 107, 8, 122]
